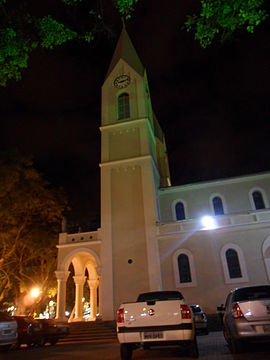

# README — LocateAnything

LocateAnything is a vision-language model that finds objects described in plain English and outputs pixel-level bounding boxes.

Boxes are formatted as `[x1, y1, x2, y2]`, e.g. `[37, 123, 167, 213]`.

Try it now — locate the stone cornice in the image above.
[159, 172, 270, 194]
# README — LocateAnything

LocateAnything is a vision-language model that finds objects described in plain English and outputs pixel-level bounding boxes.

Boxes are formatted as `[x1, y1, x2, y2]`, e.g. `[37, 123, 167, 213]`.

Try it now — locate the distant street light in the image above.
[30, 287, 41, 299]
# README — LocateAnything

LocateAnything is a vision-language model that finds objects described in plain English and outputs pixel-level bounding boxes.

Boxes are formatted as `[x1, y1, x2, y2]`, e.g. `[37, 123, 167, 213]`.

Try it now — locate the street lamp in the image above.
[201, 215, 217, 230]
[30, 287, 41, 299]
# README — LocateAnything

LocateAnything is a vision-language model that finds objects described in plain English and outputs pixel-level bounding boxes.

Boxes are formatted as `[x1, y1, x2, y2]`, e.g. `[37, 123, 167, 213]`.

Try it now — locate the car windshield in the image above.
[190, 305, 202, 313]
[0, 312, 12, 321]
[14, 316, 32, 324]
[233, 286, 270, 302]
[137, 291, 184, 302]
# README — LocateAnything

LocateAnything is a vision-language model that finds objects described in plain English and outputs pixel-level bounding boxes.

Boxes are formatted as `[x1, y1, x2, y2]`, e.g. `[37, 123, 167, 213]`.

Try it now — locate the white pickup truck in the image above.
[116, 291, 198, 359]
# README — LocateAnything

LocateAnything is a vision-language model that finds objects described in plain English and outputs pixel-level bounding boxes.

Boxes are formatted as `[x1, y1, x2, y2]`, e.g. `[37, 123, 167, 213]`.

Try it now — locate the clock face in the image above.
[113, 74, 130, 89]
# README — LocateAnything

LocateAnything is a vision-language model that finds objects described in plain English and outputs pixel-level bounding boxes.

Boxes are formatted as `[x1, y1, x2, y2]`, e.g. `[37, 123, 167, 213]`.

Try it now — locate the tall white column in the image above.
[96, 266, 102, 318]
[98, 275, 102, 318]
[55, 270, 70, 321]
[73, 275, 86, 322]
[88, 279, 99, 321]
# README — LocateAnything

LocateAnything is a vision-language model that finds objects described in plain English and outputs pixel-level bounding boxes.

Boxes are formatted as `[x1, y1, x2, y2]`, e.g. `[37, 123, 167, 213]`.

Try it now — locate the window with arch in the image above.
[175, 201, 186, 220]
[252, 190, 265, 210]
[220, 243, 249, 284]
[173, 249, 197, 288]
[212, 196, 224, 215]
[225, 249, 242, 278]
[118, 93, 130, 120]
[178, 254, 191, 283]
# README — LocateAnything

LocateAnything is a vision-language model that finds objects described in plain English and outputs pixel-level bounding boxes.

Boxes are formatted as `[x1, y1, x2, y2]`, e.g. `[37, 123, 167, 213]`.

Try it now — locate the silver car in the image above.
[0, 312, 17, 352]
[222, 285, 270, 353]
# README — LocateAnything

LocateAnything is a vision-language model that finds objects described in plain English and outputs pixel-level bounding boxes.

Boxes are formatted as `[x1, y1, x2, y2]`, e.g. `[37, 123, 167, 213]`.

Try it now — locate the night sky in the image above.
[1, 0, 270, 230]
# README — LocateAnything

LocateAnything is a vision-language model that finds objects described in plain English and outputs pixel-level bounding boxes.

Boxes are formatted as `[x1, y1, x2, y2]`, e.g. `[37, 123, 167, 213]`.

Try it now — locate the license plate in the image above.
[143, 331, 163, 340]
[264, 325, 270, 332]
[3, 330, 11, 335]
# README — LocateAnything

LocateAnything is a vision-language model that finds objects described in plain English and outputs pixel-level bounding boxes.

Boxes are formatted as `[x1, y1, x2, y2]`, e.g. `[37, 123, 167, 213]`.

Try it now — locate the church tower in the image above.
[100, 26, 171, 320]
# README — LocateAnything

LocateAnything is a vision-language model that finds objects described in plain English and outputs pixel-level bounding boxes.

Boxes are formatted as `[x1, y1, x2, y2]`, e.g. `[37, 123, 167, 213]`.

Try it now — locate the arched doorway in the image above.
[263, 236, 270, 281]
[55, 247, 101, 322]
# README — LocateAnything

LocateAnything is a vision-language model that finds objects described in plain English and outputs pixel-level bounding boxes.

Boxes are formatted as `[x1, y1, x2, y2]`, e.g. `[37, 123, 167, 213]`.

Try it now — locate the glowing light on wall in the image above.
[201, 216, 217, 230]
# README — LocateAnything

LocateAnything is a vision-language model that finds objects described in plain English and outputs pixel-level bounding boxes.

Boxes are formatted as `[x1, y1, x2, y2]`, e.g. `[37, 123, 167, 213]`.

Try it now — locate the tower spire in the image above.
[121, 16, 126, 29]
[105, 26, 144, 80]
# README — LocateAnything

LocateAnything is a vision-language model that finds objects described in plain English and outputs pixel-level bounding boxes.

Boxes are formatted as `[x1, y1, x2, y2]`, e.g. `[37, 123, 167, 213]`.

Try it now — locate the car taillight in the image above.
[180, 304, 192, 319]
[116, 308, 125, 323]
[232, 303, 244, 319]
[22, 324, 28, 332]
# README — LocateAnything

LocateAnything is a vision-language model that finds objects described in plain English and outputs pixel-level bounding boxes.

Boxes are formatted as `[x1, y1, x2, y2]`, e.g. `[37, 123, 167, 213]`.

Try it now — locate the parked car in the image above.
[117, 291, 198, 359]
[35, 319, 70, 346]
[189, 304, 208, 335]
[0, 312, 17, 352]
[13, 316, 42, 348]
[221, 285, 270, 354]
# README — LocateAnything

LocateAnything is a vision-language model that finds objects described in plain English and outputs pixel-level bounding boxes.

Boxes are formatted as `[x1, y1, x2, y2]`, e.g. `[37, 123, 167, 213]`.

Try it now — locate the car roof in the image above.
[231, 284, 270, 293]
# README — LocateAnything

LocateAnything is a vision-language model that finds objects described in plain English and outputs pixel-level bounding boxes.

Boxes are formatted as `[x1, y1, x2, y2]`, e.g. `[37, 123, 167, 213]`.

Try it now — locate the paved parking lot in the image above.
[134, 332, 270, 360]
[0, 331, 269, 360]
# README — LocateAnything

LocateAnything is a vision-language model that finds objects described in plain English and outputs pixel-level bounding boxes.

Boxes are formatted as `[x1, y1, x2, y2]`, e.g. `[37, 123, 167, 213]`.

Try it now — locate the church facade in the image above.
[55, 28, 270, 322]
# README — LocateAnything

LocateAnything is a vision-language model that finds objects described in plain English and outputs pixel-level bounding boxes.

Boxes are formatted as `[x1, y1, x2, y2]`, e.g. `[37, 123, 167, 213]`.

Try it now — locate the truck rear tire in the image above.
[120, 343, 133, 360]
[189, 338, 199, 358]
[229, 338, 242, 354]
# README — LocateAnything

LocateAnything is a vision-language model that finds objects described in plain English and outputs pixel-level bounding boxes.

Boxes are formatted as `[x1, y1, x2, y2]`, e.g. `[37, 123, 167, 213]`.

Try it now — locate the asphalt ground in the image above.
[0, 331, 269, 360]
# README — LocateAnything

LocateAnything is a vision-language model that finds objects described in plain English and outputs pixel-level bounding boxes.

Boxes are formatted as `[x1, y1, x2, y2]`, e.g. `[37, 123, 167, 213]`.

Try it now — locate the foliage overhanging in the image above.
[185, 0, 268, 48]
[0, 0, 139, 86]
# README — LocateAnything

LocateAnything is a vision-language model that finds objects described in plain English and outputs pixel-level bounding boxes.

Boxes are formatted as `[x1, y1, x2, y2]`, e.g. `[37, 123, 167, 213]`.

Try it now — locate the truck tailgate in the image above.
[122, 300, 184, 327]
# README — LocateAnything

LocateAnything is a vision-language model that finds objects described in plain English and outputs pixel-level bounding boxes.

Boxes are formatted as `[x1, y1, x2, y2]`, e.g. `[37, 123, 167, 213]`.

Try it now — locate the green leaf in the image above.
[115, 0, 139, 19]
[0, 28, 31, 86]
[84, 31, 94, 43]
[37, 15, 78, 50]
[185, 0, 268, 48]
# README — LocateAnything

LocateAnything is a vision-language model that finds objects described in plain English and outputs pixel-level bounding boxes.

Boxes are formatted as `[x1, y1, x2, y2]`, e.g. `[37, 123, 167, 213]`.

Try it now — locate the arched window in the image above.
[175, 201, 185, 220]
[178, 254, 192, 283]
[252, 191, 265, 210]
[226, 249, 242, 278]
[220, 243, 249, 284]
[173, 249, 197, 288]
[212, 196, 224, 215]
[118, 93, 130, 120]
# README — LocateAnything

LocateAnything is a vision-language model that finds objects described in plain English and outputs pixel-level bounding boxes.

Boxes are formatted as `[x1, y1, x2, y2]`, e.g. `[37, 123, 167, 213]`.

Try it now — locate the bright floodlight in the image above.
[201, 216, 217, 230]
[30, 287, 41, 299]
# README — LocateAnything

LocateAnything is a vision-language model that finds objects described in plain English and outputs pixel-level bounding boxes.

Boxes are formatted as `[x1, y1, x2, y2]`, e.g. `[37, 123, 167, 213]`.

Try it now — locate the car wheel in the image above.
[14, 341, 21, 350]
[229, 338, 243, 354]
[120, 343, 133, 360]
[189, 338, 199, 358]
[37, 337, 45, 347]
[50, 339, 58, 346]
[27, 342, 35, 348]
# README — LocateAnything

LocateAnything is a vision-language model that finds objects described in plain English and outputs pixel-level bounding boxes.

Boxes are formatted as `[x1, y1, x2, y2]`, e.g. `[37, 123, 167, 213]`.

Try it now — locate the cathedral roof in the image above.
[105, 26, 144, 79]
